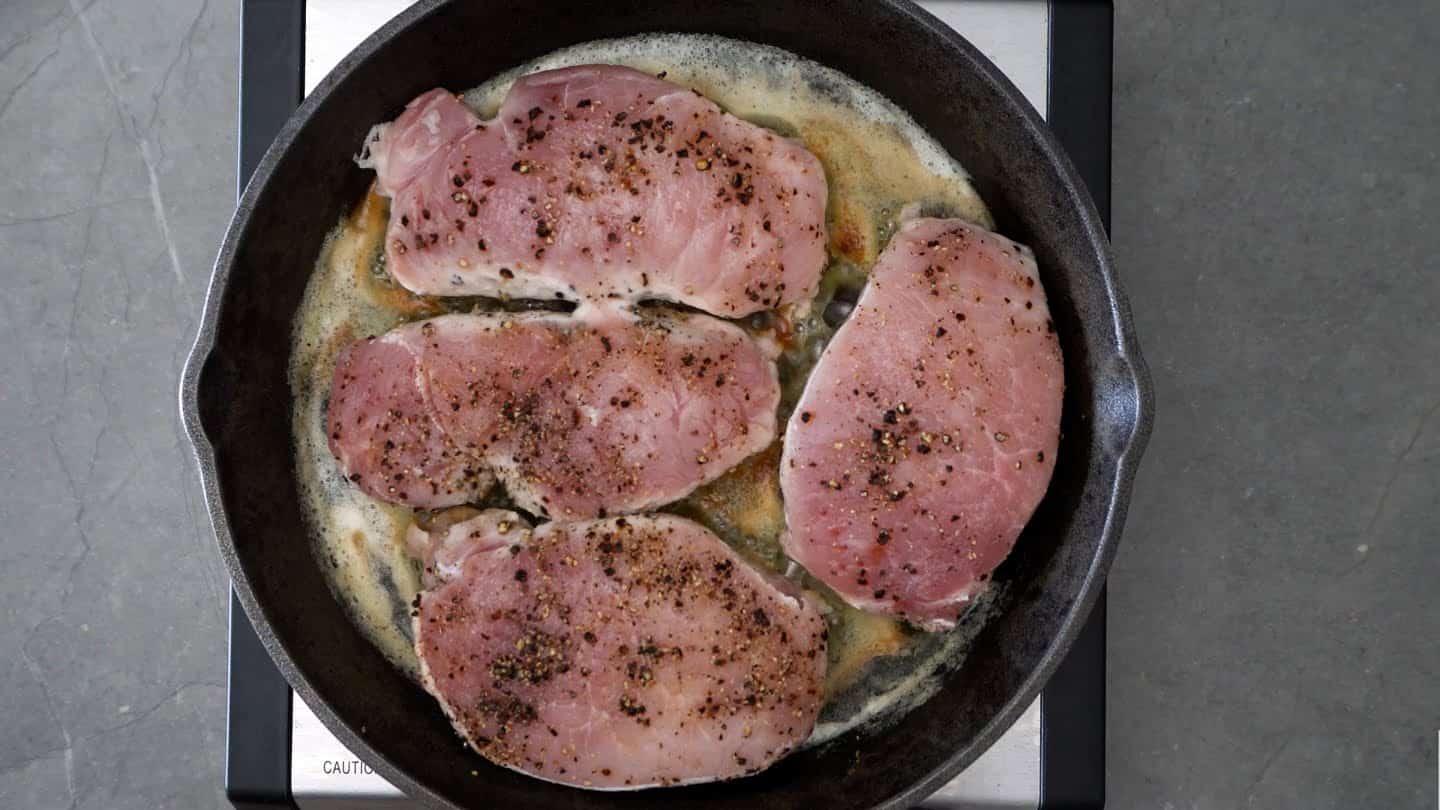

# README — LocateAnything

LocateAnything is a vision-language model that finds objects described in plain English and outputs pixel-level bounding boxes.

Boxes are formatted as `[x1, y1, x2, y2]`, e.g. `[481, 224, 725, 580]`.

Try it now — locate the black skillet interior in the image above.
[186, 1, 1150, 807]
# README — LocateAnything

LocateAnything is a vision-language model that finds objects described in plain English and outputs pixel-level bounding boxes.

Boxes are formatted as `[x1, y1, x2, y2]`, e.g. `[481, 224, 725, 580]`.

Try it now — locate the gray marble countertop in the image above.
[1, 1, 1436, 808]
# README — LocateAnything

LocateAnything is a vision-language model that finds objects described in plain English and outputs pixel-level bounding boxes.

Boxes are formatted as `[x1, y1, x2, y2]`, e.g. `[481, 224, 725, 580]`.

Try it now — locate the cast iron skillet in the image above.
[180, 1, 1152, 807]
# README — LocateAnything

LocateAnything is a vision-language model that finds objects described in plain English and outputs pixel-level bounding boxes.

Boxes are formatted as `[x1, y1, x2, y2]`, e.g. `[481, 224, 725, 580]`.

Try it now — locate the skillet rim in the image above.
[179, 1, 1154, 806]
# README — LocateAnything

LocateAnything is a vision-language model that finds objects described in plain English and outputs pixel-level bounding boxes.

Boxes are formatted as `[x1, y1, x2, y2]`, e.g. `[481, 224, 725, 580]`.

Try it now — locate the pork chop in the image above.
[410, 510, 827, 789]
[323, 333, 495, 508]
[328, 308, 779, 516]
[363, 65, 827, 316]
[780, 218, 1063, 630]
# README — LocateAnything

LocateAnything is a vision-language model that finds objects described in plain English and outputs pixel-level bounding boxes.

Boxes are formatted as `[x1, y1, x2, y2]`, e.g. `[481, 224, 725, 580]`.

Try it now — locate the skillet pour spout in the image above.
[180, 1, 1153, 807]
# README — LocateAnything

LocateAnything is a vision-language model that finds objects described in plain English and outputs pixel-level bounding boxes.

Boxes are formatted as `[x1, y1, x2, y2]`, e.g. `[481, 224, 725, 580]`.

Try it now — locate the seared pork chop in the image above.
[780, 218, 1063, 630]
[363, 65, 827, 316]
[410, 510, 827, 789]
[328, 308, 779, 516]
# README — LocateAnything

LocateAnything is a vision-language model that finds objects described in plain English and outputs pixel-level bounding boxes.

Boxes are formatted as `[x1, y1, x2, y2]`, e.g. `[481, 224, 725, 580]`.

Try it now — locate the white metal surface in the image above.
[294, 2, 1051, 806]
[291, 694, 409, 807]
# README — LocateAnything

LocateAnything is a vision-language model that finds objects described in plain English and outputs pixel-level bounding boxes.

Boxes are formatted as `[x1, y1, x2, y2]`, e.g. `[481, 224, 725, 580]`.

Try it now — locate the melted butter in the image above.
[291, 33, 994, 744]
[290, 189, 431, 677]
[670, 443, 788, 573]
[823, 601, 912, 695]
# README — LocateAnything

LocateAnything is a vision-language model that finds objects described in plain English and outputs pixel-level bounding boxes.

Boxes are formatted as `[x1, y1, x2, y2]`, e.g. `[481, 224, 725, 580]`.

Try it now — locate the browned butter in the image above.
[290, 33, 999, 745]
